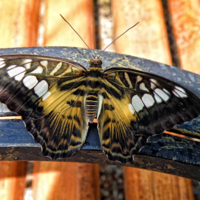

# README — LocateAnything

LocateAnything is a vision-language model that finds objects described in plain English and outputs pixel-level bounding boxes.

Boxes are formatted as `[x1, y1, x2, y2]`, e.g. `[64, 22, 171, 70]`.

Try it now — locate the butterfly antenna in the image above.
[103, 22, 139, 51]
[60, 14, 90, 49]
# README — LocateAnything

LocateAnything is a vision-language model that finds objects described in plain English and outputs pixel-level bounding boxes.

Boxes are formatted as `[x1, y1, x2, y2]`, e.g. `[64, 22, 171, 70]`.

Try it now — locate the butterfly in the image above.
[0, 53, 200, 164]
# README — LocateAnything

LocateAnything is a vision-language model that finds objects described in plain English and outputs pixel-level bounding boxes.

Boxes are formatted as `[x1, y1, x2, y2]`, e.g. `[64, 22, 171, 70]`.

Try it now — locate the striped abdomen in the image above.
[86, 92, 98, 123]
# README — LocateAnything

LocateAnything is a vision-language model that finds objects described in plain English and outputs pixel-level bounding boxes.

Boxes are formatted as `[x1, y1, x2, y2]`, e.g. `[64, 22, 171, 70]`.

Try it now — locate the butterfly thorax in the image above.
[86, 57, 103, 122]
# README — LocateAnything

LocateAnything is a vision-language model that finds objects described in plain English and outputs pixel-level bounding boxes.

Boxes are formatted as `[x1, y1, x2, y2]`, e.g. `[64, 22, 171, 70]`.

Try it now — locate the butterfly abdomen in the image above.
[86, 92, 98, 122]
[85, 62, 104, 123]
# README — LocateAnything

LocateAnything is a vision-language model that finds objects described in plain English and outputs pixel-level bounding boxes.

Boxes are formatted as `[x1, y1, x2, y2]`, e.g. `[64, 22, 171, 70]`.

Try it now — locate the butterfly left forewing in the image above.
[0, 55, 88, 158]
[98, 67, 200, 163]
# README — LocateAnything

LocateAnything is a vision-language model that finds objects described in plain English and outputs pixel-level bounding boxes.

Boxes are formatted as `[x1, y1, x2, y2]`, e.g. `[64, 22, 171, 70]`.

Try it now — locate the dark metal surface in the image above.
[1, 47, 200, 180]
[0, 46, 200, 95]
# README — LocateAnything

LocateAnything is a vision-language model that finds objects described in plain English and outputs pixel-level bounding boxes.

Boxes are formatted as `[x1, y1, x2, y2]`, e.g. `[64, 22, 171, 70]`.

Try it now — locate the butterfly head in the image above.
[89, 56, 102, 68]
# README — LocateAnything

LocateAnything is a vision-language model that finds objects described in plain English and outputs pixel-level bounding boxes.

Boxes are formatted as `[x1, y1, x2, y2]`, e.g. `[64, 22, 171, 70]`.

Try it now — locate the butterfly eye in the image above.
[89, 58, 102, 66]
[89, 59, 93, 65]
[97, 59, 102, 65]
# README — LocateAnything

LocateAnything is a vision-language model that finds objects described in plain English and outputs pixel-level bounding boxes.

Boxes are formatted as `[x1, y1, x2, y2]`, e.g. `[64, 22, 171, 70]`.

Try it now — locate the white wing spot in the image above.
[40, 60, 48, 67]
[34, 80, 48, 97]
[139, 82, 149, 92]
[15, 73, 26, 81]
[7, 65, 16, 70]
[154, 92, 162, 103]
[23, 75, 38, 89]
[142, 94, 155, 108]
[150, 82, 156, 90]
[154, 88, 169, 102]
[124, 72, 132, 88]
[0, 58, 6, 68]
[132, 95, 144, 112]
[22, 59, 32, 69]
[31, 66, 43, 74]
[97, 94, 103, 118]
[150, 79, 159, 85]
[128, 103, 135, 114]
[175, 86, 187, 94]
[50, 62, 62, 76]
[173, 86, 187, 98]
[150, 79, 159, 89]
[136, 76, 143, 83]
[132, 155, 134, 161]
[163, 89, 170, 95]
[42, 91, 51, 100]
[7, 66, 26, 81]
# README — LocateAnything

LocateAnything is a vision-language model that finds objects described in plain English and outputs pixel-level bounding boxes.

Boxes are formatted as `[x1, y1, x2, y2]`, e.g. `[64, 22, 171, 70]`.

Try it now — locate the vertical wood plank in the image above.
[43, 0, 95, 48]
[112, 0, 194, 200]
[168, 0, 200, 73]
[0, 162, 28, 200]
[0, 0, 40, 48]
[0, 1, 40, 200]
[112, 0, 171, 64]
[33, 162, 100, 200]
[32, 1, 100, 200]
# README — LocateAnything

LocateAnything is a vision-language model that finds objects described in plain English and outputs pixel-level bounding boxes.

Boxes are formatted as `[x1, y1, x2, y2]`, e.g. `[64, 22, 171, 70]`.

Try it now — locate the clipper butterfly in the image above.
[0, 54, 200, 163]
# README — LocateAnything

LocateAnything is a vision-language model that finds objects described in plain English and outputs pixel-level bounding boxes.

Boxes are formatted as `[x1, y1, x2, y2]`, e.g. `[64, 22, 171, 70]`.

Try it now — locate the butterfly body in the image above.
[85, 57, 103, 122]
[0, 54, 200, 163]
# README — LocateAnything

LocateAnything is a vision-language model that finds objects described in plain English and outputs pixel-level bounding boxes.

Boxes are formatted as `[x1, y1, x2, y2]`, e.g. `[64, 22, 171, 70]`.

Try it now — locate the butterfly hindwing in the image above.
[97, 80, 147, 163]
[97, 68, 200, 163]
[0, 55, 88, 158]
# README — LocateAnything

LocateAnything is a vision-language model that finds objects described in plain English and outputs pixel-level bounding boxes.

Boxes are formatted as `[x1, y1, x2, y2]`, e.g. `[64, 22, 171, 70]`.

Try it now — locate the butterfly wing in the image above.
[97, 67, 200, 163]
[0, 55, 88, 159]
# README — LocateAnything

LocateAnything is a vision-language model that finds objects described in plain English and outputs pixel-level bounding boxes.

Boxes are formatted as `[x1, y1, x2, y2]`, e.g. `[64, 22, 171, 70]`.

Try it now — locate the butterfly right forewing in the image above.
[97, 67, 200, 163]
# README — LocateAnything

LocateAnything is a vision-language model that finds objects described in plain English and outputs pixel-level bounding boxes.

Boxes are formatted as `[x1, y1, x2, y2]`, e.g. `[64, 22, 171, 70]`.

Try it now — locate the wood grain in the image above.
[112, 0, 171, 65]
[0, 161, 28, 200]
[0, 1, 40, 200]
[168, 0, 200, 73]
[0, 0, 40, 48]
[112, 0, 194, 200]
[124, 168, 193, 200]
[33, 162, 100, 200]
[32, 1, 100, 200]
[43, 0, 95, 49]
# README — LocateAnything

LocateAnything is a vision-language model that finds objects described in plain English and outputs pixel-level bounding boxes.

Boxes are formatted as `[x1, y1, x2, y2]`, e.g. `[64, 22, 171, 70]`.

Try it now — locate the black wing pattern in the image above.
[0, 54, 200, 163]
[97, 68, 200, 163]
[0, 55, 88, 159]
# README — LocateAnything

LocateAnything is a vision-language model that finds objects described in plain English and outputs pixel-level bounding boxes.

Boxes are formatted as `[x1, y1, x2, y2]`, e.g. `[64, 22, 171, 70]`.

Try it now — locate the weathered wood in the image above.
[124, 168, 194, 200]
[33, 162, 100, 200]
[0, 1, 40, 199]
[43, 0, 95, 49]
[0, 0, 40, 48]
[32, 1, 100, 200]
[0, 161, 28, 200]
[112, 0, 171, 65]
[168, 0, 200, 73]
[112, 0, 195, 199]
